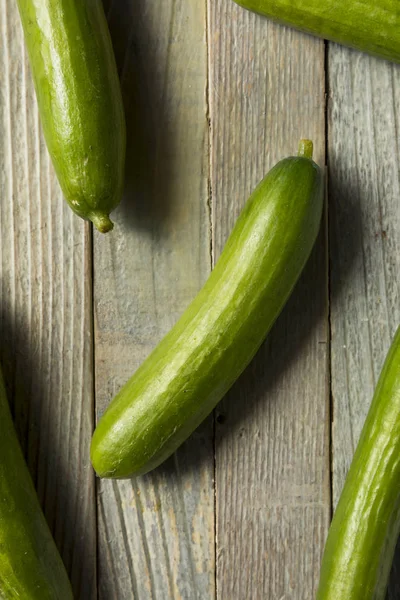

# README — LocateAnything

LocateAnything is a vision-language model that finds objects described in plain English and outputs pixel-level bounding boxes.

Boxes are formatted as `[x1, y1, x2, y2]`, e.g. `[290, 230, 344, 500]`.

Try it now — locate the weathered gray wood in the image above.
[0, 2, 96, 598]
[5, 0, 400, 596]
[94, 1, 214, 598]
[208, 3, 329, 599]
[329, 46, 400, 596]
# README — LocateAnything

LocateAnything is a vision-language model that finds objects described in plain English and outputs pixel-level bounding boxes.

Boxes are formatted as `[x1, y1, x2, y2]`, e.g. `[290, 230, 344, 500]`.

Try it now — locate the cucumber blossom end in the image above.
[90, 212, 114, 234]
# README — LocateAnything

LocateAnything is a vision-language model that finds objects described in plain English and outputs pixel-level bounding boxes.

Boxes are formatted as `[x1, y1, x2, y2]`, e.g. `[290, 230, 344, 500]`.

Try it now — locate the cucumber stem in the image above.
[298, 139, 314, 160]
[90, 212, 114, 233]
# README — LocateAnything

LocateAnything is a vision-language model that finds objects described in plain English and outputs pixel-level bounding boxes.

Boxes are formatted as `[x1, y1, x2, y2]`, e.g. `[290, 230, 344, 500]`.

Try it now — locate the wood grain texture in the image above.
[328, 46, 400, 596]
[94, 1, 214, 598]
[208, 3, 329, 599]
[0, 1, 96, 598]
[4, 0, 400, 597]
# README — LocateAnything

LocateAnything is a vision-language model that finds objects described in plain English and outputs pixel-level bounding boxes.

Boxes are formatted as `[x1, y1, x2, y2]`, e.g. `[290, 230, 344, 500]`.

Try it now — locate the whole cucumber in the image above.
[0, 366, 73, 599]
[17, 0, 126, 233]
[91, 140, 324, 479]
[233, 0, 400, 64]
[317, 325, 400, 600]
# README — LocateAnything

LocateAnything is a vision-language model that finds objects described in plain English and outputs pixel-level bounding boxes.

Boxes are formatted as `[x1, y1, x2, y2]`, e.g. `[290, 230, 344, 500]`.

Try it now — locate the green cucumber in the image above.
[17, 0, 126, 233]
[91, 140, 324, 479]
[0, 366, 73, 599]
[233, 0, 400, 64]
[317, 326, 400, 600]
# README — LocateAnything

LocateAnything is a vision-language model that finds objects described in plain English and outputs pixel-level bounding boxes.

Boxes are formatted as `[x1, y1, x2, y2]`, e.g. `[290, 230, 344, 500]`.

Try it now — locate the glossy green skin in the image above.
[0, 368, 73, 599]
[91, 153, 324, 478]
[17, 0, 126, 233]
[234, 0, 400, 64]
[317, 326, 400, 600]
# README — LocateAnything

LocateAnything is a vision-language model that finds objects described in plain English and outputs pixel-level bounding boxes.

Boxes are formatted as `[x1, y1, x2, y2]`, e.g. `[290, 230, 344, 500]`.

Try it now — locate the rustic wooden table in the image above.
[1, 1, 400, 598]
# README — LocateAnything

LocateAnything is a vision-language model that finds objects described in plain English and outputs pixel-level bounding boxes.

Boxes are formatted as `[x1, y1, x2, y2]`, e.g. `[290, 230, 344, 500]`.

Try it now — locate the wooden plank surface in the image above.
[208, 4, 329, 599]
[329, 46, 400, 597]
[0, 1, 96, 598]
[3, 0, 400, 597]
[94, 1, 214, 598]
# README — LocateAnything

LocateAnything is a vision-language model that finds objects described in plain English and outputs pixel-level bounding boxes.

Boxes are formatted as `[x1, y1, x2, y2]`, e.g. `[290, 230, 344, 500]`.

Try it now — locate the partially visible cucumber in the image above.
[317, 326, 400, 600]
[233, 0, 400, 64]
[17, 0, 126, 233]
[91, 140, 324, 479]
[0, 366, 73, 599]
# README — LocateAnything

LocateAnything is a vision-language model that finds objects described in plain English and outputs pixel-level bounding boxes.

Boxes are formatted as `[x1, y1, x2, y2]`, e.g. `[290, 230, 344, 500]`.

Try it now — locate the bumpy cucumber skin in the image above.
[91, 153, 324, 478]
[233, 0, 400, 64]
[0, 369, 73, 599]
[317, 326, 400, 600]
[17, 0, 126, 233]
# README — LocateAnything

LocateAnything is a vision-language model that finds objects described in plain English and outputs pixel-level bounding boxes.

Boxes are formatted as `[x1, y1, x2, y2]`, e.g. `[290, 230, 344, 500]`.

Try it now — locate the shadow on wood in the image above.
[106, 0, 179, 234]
[0, 305, 96, 599]
[329, 163, 373, 304]
[330, 160, 400, 600]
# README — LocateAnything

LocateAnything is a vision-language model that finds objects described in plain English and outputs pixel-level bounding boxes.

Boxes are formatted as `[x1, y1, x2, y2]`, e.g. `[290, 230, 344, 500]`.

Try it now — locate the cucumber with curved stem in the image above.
[317, 325, 400, 600]
[0, 366, 73, 599]
[17, 0, 126, 233]
[233, 0, 400, 64]
[91, 140, 324, 479]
